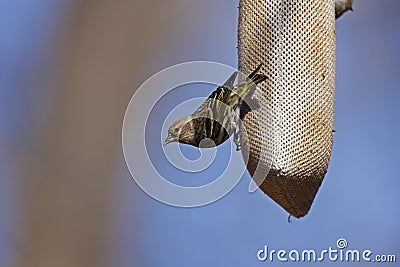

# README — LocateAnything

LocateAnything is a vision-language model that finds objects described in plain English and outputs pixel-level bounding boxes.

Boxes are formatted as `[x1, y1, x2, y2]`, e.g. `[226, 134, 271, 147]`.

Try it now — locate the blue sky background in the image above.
[1, 1, 399, 266]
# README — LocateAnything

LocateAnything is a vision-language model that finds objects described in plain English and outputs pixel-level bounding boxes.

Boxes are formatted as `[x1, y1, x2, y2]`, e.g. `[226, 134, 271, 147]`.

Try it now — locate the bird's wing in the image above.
[191, 101, 214, 141]
[210, 86, 231, 124]
[190, 71, 239, 141]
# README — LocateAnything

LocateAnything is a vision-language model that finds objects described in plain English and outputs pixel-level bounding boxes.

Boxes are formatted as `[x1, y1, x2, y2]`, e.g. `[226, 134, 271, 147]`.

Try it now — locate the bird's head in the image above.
[164, 116, 195, 146]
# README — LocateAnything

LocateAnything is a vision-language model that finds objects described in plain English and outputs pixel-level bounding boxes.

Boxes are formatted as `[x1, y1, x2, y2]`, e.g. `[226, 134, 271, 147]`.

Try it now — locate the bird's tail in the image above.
[248, 63, 267, 85]
[237, 64, 267, 120]
[238, 63, 267, 98]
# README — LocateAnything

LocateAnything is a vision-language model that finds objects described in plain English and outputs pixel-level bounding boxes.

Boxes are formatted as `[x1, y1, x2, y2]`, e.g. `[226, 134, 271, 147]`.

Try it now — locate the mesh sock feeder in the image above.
[238, 0, 335, 218]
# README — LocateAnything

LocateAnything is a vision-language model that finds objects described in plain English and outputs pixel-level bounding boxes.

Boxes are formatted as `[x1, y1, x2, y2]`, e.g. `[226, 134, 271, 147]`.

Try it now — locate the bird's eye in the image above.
[174, 128, 179, 133]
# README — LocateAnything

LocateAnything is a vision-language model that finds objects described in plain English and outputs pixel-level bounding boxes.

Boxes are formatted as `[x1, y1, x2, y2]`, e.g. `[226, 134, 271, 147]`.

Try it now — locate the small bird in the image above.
[335, 0, 353, 19]
[164, 64, 267, 150]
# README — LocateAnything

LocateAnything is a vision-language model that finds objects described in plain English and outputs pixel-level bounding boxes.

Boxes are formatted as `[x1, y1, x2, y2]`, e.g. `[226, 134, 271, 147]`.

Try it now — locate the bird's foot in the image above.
[234, 131, 241, 151]
[235, 143, 241, 151]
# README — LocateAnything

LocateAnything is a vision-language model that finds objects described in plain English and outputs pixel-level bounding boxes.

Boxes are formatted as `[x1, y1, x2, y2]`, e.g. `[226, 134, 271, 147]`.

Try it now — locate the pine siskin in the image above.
[335, 0, 353, 19]
[164, 64, 267, 150]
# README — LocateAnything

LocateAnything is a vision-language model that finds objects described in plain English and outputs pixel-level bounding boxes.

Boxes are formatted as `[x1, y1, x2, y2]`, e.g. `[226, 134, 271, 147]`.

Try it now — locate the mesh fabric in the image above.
[238, 0, 336, 218]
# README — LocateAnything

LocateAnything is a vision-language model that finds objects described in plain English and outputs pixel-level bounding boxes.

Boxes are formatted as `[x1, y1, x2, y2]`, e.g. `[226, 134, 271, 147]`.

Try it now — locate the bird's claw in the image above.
[233, 129, 241, 151]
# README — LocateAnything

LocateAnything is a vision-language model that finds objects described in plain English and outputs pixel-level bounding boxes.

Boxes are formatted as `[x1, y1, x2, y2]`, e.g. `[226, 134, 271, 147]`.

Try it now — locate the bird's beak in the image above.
[163, 136, 173, 147]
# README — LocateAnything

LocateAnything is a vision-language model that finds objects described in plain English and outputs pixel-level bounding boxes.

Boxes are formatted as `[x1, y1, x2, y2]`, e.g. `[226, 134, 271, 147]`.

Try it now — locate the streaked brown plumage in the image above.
[164, 64, 267, 149]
